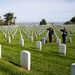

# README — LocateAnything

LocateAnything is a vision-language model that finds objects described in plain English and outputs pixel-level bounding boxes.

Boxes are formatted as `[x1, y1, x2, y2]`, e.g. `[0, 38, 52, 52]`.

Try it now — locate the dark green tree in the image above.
[4, 12, 16, 25]
[64, 21, 73, 24]
[13, 16, 17, 25]
[0, 16, 1, 20]
[40, 19, 47, 25]
[70, 16, 75, 23]
[64, 16, 75, 24]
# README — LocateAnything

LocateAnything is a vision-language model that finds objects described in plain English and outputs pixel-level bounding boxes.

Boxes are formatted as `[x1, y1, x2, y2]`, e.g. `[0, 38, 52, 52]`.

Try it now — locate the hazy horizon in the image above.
[0, 0, 75, 23]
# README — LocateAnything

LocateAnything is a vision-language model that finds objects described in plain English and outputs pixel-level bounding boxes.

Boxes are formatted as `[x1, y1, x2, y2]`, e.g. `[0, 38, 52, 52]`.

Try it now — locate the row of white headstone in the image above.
[1, 26, 18, 38]
[0, 25, 48, 45]
[20, 25, 48, 39]
[0, 26, 18, 40]
[7, 27, 18, 43]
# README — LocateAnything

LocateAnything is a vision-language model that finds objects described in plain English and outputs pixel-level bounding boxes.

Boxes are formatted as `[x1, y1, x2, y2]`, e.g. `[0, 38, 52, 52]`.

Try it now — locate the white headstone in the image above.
[7, 32, 10, 36]
[20, 50, 31, 71]
[57, 39, 61, 45]
[71, 63, 75, 75]
[26, 34, 29, 38]
[30, 36, 33, 42]
[0, 45, 1, 58]
[68, 37, 72, 42]
[20, 34, 23, 39]
[56, 37, 58, 43]
[31, 32, 33, 36]
[11, 34, 14, 39]
[35, 34, 37, 39]
[36, 41, 42, 50]
[4, 34, 7, 38]
[38, 33, 40, 37]
[59, 44, 66, 55]
[7, 36, 11, 44]
[42, 37, 45, 44]
[20, 38, 24, 46]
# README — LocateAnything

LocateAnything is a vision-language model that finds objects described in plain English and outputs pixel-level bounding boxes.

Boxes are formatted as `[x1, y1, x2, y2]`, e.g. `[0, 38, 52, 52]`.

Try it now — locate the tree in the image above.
[0, 16, 5, 25]
[40, 19, 47, 25]
[0, 16, 1, 20]
[70, 16, 75, 23]
[4, 12, 16, 25]
[64, 21, 74, 25]
[64, 16, 75, 25]
[13, 17, 17, 25]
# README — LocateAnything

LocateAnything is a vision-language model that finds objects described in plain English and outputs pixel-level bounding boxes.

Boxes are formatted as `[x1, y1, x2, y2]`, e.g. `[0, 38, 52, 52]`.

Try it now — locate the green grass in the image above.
[0, 25, 75, 75]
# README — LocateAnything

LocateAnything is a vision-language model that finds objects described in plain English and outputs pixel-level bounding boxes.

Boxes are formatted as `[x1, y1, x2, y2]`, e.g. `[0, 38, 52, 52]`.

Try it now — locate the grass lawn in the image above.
[0, 25, 75, 75]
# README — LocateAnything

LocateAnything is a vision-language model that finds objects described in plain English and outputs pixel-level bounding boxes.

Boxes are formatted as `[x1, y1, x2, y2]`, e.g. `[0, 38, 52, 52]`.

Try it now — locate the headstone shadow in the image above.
[9, 61, 20, 67]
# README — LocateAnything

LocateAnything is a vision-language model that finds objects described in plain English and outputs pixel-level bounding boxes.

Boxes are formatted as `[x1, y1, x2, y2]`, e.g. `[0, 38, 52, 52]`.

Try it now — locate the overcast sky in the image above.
[0, 0, 75, 23]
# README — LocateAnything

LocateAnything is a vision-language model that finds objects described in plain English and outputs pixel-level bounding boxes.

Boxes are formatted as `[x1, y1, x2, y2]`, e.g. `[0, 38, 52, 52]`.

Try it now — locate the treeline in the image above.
[0, 12, 16, 25]
[64, 16, 75, 25]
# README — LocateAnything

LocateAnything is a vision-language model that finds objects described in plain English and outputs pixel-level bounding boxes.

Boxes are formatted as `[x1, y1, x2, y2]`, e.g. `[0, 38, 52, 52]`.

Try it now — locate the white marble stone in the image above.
[42, 37, 45, 44]
[30, 36, 33, 42]
[11, 34, 14, 39]
[38, 33, 40, 37]
[7, 32, 10, 36]
[26, 34, 29, 38]
[71, 63, 75, 75]
[20, 38, 24, 46]
[36, 41, 42, 50]
[20, 50, 31, 71]
[56, 37, 58, 43]
[35, 34, 37, 39]
[57, 39, 61, 45]
[68, 37, 72, 42]
[7, 36, 11, 44]
[20, 34, 23, 39]
[0, 45, 1, 58]
[59, 44, 66, 55]
[4, 34, 7, 38]
[31, 32, 33, 36]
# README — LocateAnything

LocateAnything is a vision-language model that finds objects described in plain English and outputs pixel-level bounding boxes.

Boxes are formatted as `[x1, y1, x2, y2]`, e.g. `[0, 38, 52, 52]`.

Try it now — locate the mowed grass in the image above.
[0, 26, 75, 75]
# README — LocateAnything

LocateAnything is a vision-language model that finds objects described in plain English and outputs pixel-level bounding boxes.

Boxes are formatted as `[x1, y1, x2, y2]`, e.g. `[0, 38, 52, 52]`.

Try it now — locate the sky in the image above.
[0, 0, 75, 23]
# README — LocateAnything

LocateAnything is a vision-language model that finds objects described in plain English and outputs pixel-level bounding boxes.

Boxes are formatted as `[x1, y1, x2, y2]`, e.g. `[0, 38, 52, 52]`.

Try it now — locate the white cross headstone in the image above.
[20, 50, 31, 71]
[59, 44, 66, 55]
[71, 63, 75, 75]
[36, 41, 42, 50]
[0, 45, 1, 58]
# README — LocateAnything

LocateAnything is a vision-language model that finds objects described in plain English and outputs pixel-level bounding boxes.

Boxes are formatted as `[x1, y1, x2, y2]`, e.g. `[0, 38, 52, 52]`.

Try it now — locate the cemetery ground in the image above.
[0, 25, 75, 75]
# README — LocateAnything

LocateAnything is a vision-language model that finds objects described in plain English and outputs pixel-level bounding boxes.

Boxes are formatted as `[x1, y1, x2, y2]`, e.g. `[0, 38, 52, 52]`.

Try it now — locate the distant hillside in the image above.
[64, 16, 75, 25]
